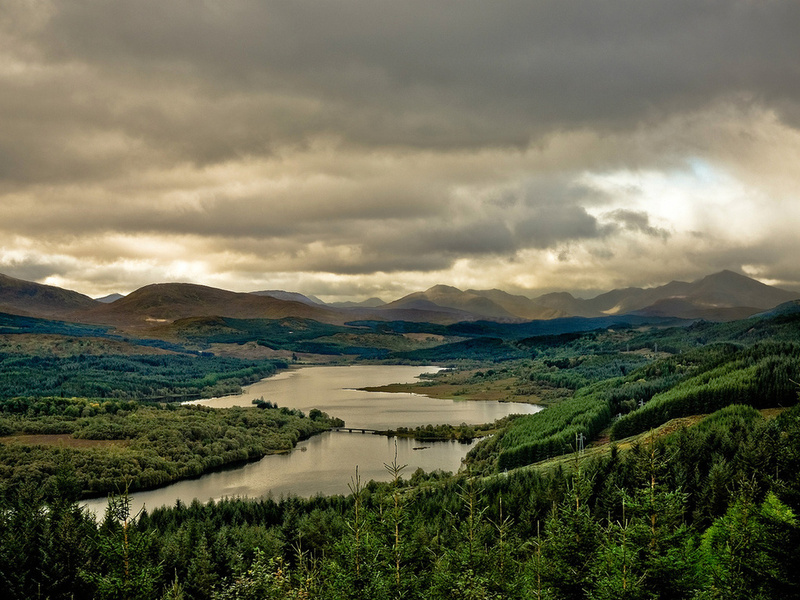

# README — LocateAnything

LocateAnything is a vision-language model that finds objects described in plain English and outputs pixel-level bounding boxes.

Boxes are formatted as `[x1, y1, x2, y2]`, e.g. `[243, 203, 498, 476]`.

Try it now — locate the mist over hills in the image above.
[327, 297, 386, 309]
[377, 270, 798, 322]
[0, 270, 797, 329]
[532, 270, 797, 318]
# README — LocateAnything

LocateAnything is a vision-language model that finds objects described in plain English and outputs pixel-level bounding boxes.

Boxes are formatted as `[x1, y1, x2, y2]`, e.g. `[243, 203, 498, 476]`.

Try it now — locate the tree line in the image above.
[2, 402, 800, 599]
[0, 352, 287, 400]
[0, 396, 341, 497]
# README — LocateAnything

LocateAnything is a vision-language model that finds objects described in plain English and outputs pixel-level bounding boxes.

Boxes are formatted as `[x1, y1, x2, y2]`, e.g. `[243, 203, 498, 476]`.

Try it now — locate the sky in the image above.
[2, 0, 800, 302]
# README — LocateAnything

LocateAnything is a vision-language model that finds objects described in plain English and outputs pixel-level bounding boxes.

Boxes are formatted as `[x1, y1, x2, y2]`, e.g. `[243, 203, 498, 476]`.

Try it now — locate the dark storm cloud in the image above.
[604, 209, 670, 239]
[3, 0, 800, 296]
[4, 0, 800, 178]
[0, 259, 67, 284]
[514, 206, 601, 249]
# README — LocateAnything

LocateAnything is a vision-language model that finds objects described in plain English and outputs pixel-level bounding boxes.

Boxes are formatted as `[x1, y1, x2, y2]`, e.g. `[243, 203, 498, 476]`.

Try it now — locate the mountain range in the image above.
[0, 270, 797, 329]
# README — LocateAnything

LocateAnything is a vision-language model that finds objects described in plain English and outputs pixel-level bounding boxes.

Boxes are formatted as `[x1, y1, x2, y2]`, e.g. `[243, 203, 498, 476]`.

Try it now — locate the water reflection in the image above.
[193, 364, 539, 429]
[84, 433, 477, 517]
[84, 365, 540, 517]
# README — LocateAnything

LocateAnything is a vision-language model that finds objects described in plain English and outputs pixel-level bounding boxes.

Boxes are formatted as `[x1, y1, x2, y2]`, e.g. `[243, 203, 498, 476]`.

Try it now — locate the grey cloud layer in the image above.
[6, 0, 800, 168]
[2, 0, 800, 295]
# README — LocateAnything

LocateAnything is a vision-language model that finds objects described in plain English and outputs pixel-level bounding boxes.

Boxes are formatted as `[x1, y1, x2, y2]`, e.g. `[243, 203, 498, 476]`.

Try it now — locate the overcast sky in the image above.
[2, 0, 800, 301]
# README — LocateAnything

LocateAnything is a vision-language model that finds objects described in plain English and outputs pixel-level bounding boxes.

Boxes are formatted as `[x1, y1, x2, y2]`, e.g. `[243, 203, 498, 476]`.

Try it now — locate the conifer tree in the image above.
[698, 481, 800, 599]
[541, 458, 600, 600]
[589, 495, 648, 600]
[324, 467, 388, 600]
[624, 435, 699, 598]
[431, 474, 497, 599]
[83, 488, 162, 600]
[383, 442, 409, 598]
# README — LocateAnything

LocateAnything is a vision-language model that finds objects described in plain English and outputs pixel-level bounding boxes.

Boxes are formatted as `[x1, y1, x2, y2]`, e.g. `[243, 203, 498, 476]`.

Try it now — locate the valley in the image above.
[1, 269, 800, 599]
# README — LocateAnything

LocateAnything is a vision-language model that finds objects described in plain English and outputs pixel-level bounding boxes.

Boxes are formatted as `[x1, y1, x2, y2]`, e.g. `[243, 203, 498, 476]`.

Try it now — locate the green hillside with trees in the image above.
[2, 402, 799, 599]
[2, 304, 800, 598]
[0, 353, 287, 400]
[0, 396, 341, 497]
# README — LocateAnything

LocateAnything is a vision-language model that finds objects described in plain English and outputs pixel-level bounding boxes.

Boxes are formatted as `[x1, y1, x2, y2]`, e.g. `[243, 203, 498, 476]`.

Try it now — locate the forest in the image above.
[2, 305, 800, 598]
[2, 402, 799, 599]
[0, 396, 342, 496]
[0, 352, 287, 400]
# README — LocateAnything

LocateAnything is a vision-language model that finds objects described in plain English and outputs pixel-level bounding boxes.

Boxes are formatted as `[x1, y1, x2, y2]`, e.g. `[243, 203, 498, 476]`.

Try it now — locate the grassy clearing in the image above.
[361, 369, 568, 404]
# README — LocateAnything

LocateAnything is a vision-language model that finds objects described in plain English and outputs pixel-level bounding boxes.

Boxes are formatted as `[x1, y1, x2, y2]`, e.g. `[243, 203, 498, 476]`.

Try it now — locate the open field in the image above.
[361, 368, 571, 405]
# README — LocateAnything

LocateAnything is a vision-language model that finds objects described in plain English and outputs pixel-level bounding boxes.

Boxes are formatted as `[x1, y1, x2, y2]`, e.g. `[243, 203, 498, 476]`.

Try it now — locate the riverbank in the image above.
[193, 364, 539, 429]
[0, 398, 338, 500]
[372, 417, 516, 442]
[81, 365, 540, 513]
[359, 369, 557, 405]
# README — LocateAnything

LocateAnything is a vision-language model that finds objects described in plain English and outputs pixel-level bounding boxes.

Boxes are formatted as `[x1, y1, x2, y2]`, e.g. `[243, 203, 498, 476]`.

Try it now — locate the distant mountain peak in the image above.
[531, 270, 798, 321]
[94, 293, 125, 304]
[425, 284, 463, 294]
[702, 269, 750, 282]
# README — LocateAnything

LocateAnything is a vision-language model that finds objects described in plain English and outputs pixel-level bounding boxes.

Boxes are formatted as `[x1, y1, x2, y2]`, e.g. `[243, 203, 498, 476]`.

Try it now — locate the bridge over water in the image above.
[331, 427, 381, 434]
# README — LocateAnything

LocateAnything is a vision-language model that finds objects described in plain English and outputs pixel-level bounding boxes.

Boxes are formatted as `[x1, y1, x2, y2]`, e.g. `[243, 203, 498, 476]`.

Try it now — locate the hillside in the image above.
[382, 285, 561, 320]
[328, 297, 386, 308]
[250, 290, 324, 305]
[0, 273, 98, 317]
[381, 285, 519, 319]
[3, 297, 800, 600]
[466, 288, 566, 319]
[81, 282, 342, 328]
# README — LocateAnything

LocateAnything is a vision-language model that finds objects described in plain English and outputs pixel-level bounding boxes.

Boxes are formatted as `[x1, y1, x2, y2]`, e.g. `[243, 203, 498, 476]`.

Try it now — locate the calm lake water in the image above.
[83, 365, 541, 517]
